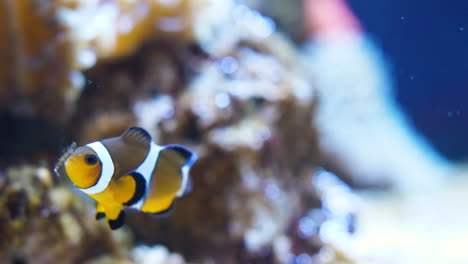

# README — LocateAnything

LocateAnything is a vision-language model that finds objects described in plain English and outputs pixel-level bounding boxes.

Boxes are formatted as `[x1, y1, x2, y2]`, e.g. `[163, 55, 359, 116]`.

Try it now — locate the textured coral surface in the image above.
[0, 166, 132, 264]
[2, 0, 456, 264]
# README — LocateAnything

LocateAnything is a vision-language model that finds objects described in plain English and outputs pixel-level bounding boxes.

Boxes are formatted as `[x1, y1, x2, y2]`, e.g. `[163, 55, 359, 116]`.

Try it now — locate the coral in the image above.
[0, 0, 301, 123]
[3, 0, 467, 262]
[0, 0, 199, 121]
[354, 175, 468, 264]
[0, 165, 132, 264]
[0, 0, 77, 119]
[0, 0, 374, 263]
[243, 0, 306, 42]
[131, 245, 186, 264]
[70, 2, 359, 262]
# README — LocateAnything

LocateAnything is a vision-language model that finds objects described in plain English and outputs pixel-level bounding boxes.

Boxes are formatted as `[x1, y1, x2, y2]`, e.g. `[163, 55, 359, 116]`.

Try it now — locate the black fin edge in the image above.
[123, 172, 146, 206]
[122, 127, 152, 141]
[165, 145, 195, 161]
[164, 145, 197, 197]
[96, 212, 105, 220]
[108, 211, 126, 230]
[151, 201, 175, 216]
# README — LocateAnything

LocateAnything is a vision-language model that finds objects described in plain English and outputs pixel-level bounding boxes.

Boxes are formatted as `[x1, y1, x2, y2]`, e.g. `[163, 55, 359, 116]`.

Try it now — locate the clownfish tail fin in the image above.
[138, 145, 196, 215]
[183, 176, 193, 196]
[152, 201, 175, 217]
[163, 145, 197, 197]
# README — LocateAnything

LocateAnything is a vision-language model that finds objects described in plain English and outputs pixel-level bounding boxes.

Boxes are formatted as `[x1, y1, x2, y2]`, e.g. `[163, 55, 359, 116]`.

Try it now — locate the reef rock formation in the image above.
[0, 166, 132, 264]
[72, 1, 360, 262]
[0, 0, 366, 263]
[0, 0, 197, 121]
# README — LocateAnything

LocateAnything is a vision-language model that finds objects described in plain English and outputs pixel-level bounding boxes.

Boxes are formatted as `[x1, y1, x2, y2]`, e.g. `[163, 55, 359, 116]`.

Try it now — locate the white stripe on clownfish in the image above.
[80, 141, 115, 195]
[176, 151, 197, 197]
[131, 142, 163, 210]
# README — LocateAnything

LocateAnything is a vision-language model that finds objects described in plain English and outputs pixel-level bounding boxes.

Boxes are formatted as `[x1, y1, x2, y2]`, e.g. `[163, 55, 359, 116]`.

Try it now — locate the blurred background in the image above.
[0, 0, 467, 263]
[349, 0, 468, 161]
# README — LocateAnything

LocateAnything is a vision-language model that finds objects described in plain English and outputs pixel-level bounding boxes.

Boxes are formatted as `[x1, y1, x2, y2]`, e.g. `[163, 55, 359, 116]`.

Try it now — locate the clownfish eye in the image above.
[84, 154, 98, 166]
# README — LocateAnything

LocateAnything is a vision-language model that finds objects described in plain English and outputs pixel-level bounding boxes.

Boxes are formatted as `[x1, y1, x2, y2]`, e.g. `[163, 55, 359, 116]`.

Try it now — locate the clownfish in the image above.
[55, 127, 197, 230]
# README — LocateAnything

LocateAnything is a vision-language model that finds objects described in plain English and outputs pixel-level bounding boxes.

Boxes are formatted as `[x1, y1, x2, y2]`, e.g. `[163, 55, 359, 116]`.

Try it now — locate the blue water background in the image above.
[348, 0, 468, 161]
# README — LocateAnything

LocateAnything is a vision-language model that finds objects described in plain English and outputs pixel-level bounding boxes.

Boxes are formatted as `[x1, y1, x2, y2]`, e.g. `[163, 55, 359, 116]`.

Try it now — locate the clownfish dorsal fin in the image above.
[121, 127, 152, 148]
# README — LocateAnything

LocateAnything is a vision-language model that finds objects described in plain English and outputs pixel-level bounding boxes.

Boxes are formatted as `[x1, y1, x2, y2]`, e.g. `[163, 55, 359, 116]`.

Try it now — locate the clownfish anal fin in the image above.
[151, 201, 175, 217]
[123, 172, 146, 206]
[121, 127, 152, 148]
[108, 210, 126, 230]
[113, 174, 145, 206]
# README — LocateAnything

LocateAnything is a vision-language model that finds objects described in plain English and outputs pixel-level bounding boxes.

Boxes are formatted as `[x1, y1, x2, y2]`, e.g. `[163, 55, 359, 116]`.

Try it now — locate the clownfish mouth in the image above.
[54, 142, 77, 178]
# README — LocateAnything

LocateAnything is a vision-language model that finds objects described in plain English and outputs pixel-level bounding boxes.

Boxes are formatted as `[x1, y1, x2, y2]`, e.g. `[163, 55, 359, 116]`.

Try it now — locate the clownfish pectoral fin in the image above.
[113, 174, 146, 207]
[123, 173, 146, 206]
[121, 127, 151, 148]
[96, 203, 106, 220]
[108, 210, 126, 230]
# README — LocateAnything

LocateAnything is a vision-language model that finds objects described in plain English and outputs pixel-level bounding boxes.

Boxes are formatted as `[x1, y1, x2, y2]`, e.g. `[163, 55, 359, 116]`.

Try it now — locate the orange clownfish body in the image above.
[55, 127, 196, 230]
